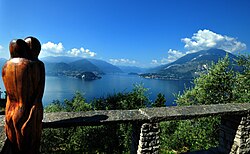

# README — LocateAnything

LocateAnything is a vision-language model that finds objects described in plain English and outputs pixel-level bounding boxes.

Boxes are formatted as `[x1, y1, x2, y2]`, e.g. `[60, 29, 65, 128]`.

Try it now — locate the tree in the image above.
[161, 55, 236, 152]
[41, 84, 150, 153]
[234, 55, 250, 103]
[176, 54, 236, 105]
[152, 93, 166, 107]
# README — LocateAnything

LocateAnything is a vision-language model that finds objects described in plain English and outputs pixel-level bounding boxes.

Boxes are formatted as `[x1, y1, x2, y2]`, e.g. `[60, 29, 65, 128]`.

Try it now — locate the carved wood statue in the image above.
[1, 37, 45, 154]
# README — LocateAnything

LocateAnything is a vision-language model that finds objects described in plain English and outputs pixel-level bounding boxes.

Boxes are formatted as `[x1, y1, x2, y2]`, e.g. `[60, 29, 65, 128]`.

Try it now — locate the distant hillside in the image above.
[87, 59, 123, 73]
[118, 65, 147, 74]
[69, 59, 102, 73]
[142, 49, 240, 80]
[41, 56, 83, 63]
[45, 62, 70, 75]
[42, 56, 123, 76]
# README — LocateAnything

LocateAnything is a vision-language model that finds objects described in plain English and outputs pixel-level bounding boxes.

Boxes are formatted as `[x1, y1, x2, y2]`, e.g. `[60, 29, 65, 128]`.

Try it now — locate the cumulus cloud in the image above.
[109, 58, 136, 65]
[41, 42, 64, 56]
[159, 29, 247, 64]
[167, 49, 185, 63]
[40, 41, 96, 58]
[182, 29, 246, 53]
[67, 47, 96, 57]
[151, 59, 158, 65]
[151, 58, 169, 65]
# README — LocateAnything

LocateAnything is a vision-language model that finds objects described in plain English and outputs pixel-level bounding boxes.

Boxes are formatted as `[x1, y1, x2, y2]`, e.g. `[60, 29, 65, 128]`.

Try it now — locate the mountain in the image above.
[42, 56, 123, 76]
[87, 59, 123, 73]
[118, 66, 147, 74]
[142, 49, 239, 80]
[45, 59, 103, 75]
[45, 62, 71, 75]
[41, 56, 83, 63]
[69, 59, 102, 73]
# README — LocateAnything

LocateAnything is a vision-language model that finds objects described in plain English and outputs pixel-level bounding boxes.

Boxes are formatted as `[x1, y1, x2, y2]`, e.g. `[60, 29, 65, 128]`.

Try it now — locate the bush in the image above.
[41, 84, 149, 153]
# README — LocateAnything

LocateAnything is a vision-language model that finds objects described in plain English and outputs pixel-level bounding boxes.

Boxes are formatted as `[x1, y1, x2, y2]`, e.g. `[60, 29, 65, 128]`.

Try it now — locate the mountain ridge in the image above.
[42, 56, 123, 75]
[41, 56, 83, 63]
[142, 48, 240, 80]
[117, 65, 147, 73]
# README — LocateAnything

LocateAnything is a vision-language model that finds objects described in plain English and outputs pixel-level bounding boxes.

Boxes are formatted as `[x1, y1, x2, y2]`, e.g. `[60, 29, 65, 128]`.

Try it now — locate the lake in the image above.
[0, 74, 193, 106]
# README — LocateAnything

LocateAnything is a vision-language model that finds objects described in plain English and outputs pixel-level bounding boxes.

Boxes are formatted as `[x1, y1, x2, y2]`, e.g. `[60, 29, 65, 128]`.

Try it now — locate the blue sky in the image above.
[0, 0, 250, 67]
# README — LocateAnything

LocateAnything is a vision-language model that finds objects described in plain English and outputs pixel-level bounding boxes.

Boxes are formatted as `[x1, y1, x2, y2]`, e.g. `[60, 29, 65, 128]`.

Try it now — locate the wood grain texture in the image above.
[1, 37, 44, 154]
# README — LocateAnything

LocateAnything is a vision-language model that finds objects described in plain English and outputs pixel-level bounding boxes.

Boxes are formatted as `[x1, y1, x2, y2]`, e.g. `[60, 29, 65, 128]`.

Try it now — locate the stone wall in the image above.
[0, 103, 250, 153]
[219, 114, 250, 154]
[137, 123, 160, 154]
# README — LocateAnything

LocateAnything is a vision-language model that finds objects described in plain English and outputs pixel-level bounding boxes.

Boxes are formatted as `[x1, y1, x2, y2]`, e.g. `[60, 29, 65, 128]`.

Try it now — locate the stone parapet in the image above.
[0, 103, 249, 153]
[137, 123, 160, 154]
[219, 114, 250, 154]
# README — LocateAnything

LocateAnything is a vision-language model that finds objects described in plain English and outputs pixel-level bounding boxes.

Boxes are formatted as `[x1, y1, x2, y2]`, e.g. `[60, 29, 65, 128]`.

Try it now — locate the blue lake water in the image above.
[0, 74, 193, 106]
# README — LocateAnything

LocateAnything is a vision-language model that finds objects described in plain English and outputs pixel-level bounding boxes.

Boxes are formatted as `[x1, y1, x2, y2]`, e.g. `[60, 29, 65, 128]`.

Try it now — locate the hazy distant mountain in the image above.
[142, 49, 240, 80]
[118, 66, 147, 74]
[44, 62, 70, 75]
[69, 59, 102, 73]
[41, 56, 83, 63]
[45, 59, 102, 75]
[42, 56, 123, 76]
[87, 59, 123, 73]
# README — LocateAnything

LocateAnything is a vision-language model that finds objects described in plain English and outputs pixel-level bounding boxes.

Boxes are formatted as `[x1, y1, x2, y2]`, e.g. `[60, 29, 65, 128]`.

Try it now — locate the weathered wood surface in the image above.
[1, 37, 45, 154]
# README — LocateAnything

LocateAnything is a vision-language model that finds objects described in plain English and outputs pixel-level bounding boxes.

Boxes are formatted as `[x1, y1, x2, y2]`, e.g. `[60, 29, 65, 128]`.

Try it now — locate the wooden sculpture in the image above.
[1, 37, 45, 154]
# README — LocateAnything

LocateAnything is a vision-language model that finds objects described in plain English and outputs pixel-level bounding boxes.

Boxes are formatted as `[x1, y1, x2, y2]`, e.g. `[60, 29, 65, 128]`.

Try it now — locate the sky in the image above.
[0, 0, 250, 67]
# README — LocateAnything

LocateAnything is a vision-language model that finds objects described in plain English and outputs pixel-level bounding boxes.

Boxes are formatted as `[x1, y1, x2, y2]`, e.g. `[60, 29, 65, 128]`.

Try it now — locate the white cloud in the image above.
[40, 41, 96, 58]
[182, 29, 246, 53]
[151, 59, 158, 65]
[167, 49, 185, 63]
[41, 42, 64, 56]
[160, 29, 247, 64]
[109, 58, 136, 65]
[150, 58, 169, 66]
[67, 47, 97, 57]
[151, 49, 184, 65]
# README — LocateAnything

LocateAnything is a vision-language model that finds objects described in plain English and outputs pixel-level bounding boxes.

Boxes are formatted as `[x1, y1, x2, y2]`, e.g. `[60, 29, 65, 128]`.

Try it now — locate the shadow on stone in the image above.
[43, 115, 109, 128]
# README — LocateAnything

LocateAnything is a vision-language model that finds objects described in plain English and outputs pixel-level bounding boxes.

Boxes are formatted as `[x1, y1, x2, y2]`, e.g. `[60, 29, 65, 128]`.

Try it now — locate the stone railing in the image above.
[0, 103, 250, 153]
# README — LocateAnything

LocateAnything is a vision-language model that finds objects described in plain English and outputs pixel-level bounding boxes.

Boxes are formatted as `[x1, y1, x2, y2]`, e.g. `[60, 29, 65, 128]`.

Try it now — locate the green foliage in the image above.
[44, 91, 92, 113]
[43, 100, 65, 113]
[152, 93, 166, 107]
[160, 55, 250, 153]
[41, 84, 149, 153]
[234, 55, 250, 103]
[41, 125, 124, 153]
[64, 91, 92, 112]
[91, 83, 150, 110]
[176, 54, 236, 105]
[160, 117, 220, 153]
